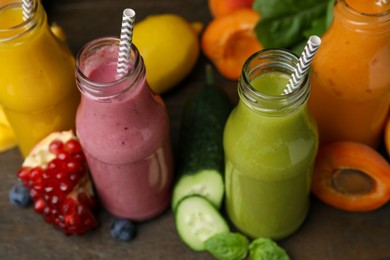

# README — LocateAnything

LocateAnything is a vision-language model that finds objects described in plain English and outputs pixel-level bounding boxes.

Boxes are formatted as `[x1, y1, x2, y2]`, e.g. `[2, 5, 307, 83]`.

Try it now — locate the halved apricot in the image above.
[201, 8, 262, 80]
[311, 142, 390, 212]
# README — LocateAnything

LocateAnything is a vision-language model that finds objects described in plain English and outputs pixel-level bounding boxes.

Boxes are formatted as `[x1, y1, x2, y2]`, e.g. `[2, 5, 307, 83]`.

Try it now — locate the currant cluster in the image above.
[17, 138, 98, 235]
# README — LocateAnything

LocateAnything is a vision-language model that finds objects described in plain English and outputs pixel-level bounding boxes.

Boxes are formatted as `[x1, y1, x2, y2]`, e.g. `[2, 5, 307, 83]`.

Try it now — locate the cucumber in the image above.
[172, 65, 232, 210]
[175, 196, 229, 251]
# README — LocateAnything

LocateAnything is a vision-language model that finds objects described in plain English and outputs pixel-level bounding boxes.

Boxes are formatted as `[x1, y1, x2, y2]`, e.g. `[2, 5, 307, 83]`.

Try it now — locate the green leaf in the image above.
[249, 237, 290, 260]
[303, 16, 327, 38]
[253, 0, 323, 20]
[205, 232, 249, 260]
[254, 1, 328, 49]
[326, 0, 336, 27]
[291, 41, 307, 56]
[253, 0, 333, 49]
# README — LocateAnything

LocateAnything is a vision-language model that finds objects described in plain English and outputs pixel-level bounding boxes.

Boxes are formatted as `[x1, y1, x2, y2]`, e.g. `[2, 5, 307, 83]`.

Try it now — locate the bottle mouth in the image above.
[339, 0, 390, 17]
[239, 48, 310, 115]
[76, 36, 145, 101]
[0, 1, 39, 42]
[336, 0, 390, 33]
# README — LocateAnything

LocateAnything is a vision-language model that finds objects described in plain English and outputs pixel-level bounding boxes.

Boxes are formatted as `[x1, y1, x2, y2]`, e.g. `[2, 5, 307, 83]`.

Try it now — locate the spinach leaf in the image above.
[253, 0, 331, 49]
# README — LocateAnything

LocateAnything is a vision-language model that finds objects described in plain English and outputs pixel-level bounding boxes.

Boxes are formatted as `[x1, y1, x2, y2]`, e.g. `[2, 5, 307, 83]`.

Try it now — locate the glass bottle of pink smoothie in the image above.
[75, 37, 173, 221]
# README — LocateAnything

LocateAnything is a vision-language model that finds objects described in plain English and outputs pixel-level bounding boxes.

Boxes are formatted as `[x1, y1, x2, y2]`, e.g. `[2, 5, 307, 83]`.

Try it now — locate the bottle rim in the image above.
[0, 0, 40, 42]
[335, 0, 390, 33]
[75, 36, 145, 101]
[338, 0, 390, 17]
[239, 48, 310, 115]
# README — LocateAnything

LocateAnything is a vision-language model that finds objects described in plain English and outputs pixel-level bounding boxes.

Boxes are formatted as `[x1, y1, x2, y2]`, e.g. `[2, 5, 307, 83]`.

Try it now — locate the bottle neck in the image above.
[0, 0, 44, 43]
[76, 37, 146, 102]
[238, 49, 310, 116]
[334, 0, 390, 34]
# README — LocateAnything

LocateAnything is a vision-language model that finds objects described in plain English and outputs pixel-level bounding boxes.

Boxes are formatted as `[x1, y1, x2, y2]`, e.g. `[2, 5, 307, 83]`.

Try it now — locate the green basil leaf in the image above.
[249, 237, 290, 260]
[205, 232, 249, 260]
[255, 1, 328, 48]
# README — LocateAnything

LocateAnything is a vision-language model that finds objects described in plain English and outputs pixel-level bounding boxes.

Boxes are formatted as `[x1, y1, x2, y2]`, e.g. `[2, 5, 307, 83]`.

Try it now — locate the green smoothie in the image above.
[224, 71, 318, 240]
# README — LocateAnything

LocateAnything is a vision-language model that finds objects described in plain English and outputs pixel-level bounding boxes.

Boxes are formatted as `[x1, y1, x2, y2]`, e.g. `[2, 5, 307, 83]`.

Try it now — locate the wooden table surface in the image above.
[1, 0, 390, 259]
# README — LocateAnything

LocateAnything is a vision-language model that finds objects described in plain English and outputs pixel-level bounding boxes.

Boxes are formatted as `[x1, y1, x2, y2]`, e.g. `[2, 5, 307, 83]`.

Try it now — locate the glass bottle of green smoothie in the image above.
[223, 49, 318, 240]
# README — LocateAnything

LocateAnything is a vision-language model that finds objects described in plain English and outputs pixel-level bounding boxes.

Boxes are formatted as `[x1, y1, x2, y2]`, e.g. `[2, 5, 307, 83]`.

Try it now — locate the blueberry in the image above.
[110, 219, 137, 241]
[9, 182, 31, 208]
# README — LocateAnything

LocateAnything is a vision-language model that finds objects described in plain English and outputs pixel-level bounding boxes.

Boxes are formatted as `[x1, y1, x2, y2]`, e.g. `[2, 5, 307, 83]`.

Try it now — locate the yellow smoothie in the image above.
[0, 1, 79, 156]
[224, 71, 318, 239]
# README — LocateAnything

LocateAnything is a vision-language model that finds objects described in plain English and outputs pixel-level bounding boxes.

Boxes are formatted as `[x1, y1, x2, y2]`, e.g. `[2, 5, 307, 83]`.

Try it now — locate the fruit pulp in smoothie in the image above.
[224, 71, 317, 239]
[76, 46, 173, 221]
[0, 3, 79, 156]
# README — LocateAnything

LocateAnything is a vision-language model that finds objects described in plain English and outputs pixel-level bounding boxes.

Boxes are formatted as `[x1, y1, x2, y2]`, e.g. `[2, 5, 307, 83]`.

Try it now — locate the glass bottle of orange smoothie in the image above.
[309, 0, 390, 148]
[224, 49, 318, 240]
[0, 0, 79, 156]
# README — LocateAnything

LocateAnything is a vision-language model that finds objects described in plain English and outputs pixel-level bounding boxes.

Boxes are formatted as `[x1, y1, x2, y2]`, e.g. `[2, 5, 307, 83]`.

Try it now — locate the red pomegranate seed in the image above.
[57, 151, 72, 161]
[59, 180, 75, 193]
[47, 190, 66, 209]
[72, 152, 86, 163]
[44, 206, 54, 223]
[41, 169, 51, 180]
[30, 188, 44, 201]
[64, 139, 81, 154]
[62, 198, 76, 215]
[30, 167, 43, 181]
[68, 172, 81, 183]
[55, 171, 67, 181]
[48, 158, 65, 170]
[66, 160, 84, 174]
[17, 167, 31, 181]
[34, 198, 46, 214]
[49, 139, 64, 155]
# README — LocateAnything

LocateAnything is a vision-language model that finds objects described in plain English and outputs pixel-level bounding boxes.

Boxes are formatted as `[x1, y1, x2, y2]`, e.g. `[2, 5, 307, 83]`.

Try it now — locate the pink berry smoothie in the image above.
[76, 40, 173, 221]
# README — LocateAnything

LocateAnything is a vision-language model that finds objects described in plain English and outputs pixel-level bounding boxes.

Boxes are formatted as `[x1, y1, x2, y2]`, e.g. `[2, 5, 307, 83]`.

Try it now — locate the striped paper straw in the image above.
[283, 35, 321, 95]
[116, 8, 136, 78]
[22, 0, 33, 21]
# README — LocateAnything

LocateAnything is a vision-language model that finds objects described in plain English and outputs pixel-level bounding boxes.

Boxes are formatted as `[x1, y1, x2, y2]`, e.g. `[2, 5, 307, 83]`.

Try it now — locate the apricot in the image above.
[201, 8, 262, 80]
[385, 116, 390, 157]
[311, 142, 390, 212]
[208, 0, 254, 18]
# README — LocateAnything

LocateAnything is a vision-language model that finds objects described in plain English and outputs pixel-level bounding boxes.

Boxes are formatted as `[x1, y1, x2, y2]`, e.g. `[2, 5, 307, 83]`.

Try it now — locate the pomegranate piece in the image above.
[17, 130, 98, 235]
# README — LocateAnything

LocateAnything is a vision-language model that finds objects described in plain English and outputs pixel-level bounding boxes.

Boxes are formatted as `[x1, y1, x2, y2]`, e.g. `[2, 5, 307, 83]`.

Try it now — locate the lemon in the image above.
[133, 14, 201, 94]
[0, 105, 17, 152]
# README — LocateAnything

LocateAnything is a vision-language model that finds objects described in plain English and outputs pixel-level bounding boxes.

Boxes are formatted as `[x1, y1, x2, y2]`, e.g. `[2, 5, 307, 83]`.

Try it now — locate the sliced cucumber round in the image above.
[175, 196, 229, 252]
[172, 169, 224, 211]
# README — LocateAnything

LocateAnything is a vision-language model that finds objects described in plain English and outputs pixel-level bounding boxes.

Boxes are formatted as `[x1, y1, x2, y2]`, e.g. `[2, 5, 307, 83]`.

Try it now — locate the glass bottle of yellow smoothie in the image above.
[309, 0, 390, 148]
[224, 49, 318, 240]
[0, 0, 79, 156]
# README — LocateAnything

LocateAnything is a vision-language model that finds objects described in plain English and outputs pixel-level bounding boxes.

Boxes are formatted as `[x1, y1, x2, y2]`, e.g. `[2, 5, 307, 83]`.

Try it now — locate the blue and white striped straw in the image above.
[283, 35, 321, 95]
[116, 8, 136, 78]
[22, 0, 33, 21]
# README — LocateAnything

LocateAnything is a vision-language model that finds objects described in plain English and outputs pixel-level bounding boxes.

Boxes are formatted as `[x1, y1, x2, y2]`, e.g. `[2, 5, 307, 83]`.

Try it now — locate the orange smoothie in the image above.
[0, 1, 79, 156]
[309, 0, 390, 148]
